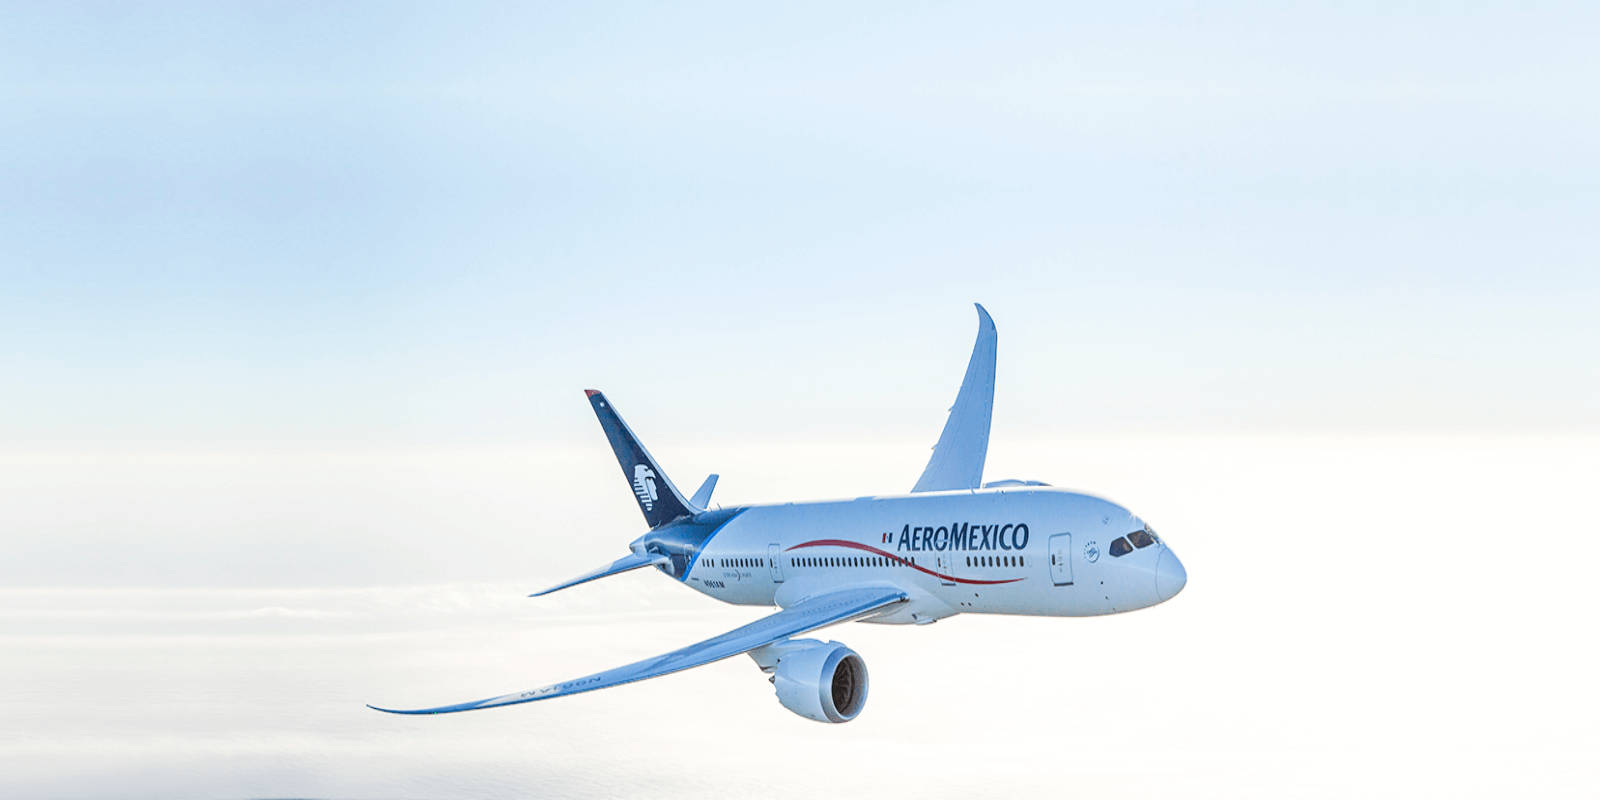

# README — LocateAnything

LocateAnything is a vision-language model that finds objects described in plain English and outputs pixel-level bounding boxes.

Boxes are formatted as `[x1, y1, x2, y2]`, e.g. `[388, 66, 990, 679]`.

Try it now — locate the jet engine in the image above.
[748, 638, 868, 723]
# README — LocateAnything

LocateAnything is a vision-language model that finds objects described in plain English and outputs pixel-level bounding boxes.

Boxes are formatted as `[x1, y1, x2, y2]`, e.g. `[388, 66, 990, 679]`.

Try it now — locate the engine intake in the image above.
[749, 639, 868, 723]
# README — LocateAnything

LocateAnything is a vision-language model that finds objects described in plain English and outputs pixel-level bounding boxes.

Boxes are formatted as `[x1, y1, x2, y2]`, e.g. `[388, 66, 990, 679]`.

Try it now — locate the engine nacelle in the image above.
[749, 638, 868, 723]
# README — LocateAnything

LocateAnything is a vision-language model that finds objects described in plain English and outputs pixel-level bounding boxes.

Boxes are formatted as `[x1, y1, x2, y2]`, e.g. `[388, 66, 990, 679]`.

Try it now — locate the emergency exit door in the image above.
[1048, 533, 1074, 586]
[768, 544, 784, 583]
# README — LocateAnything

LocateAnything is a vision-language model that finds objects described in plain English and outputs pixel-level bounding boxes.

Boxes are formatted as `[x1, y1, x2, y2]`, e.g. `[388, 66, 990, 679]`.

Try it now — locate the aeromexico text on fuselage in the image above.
[878, 522, 1031, 553]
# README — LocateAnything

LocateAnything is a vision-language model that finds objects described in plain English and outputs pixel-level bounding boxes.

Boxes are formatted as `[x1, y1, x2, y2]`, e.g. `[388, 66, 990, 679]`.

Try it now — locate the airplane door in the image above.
[768, 544, 784, 583]
[936, 552, 956, 585]
[1049, 533, 1074, 586]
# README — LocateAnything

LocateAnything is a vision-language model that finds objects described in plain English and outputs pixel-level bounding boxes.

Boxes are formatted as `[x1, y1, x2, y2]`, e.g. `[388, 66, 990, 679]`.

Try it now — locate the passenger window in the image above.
[1128, 529, 1154, 549]
[1109, 537, 1132, 557]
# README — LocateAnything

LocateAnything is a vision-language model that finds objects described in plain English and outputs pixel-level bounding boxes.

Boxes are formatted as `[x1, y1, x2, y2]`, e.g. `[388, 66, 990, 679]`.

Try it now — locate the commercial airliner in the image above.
[370, 304, 1186, 723]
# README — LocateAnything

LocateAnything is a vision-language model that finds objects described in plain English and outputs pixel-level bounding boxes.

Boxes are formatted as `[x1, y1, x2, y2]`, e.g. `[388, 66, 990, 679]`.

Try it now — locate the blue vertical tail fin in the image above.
[585, 390, 697, 528]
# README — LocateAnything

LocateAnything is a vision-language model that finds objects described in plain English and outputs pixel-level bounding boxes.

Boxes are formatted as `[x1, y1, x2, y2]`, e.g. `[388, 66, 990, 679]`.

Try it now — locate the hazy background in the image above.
[3, 2, 1597, 798]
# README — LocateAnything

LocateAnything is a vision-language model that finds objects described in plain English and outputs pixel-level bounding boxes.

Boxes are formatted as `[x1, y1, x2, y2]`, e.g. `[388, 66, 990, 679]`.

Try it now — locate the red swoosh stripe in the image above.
[786, 539, 1024, 585]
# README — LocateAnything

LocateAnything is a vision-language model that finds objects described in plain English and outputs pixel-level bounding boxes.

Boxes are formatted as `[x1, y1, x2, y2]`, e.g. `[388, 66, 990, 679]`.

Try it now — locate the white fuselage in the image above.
[678, 487, 1183, 623]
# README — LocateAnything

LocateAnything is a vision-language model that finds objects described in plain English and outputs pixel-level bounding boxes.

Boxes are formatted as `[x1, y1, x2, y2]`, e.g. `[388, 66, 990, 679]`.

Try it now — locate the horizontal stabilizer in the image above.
[369, 586, 906, 715]
[528, 552, 671, 598]
[689, 474, 718, 509]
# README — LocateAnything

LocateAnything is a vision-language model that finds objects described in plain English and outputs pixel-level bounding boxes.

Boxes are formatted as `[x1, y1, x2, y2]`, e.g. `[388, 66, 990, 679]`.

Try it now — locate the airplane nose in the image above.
[1155, 548, 1187, 603]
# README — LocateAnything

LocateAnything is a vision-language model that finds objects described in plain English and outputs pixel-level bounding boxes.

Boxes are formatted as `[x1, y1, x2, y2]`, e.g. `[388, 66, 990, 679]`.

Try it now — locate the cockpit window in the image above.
[1109, 537, 1132, 557]
[1128, 529, 1154, 549]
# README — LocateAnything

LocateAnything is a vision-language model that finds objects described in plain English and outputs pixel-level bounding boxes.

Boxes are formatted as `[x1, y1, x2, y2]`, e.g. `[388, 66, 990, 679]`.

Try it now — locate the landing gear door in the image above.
[1049, 533, 1074, 586]
[768, 544, 785, 583]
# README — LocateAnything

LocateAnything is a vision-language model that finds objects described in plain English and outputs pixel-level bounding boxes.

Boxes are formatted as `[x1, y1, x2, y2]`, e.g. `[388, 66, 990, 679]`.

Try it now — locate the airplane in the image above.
[370, 304, 1186, 723]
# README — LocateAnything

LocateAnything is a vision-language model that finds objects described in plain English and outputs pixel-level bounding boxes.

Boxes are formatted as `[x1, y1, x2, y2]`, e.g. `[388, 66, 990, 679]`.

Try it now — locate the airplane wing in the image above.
[528, 552, 672, 597]
[368, 586, 907, 715]
[912, 303, 997, 493]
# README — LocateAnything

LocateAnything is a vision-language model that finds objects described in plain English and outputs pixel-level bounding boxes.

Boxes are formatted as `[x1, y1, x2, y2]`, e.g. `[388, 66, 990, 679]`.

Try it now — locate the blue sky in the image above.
[4, 1, 1596, 442]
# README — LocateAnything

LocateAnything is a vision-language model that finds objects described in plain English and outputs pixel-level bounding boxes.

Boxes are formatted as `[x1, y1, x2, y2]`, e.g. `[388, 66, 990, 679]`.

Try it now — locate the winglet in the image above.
[911, 304, 997, 493]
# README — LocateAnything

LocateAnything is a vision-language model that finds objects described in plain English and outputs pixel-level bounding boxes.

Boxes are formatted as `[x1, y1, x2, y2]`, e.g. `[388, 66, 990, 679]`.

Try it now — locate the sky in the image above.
[3, 1, 1596, 444]
[2, 2, 1597, 798]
